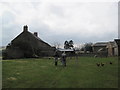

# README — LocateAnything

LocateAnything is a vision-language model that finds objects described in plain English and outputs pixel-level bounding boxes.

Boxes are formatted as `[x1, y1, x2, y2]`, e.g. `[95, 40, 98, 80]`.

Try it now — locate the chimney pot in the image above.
[23, 25, 28, 32]
[34, 32, 38, 37]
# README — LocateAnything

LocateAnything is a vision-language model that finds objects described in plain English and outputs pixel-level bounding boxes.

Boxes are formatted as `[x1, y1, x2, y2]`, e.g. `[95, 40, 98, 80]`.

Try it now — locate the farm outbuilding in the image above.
[92, 42, 108, 57]
[92, 42, 108, 53]
[56, 48, 75, 57]
[92, 41, 119, 57]
[2, 25, 55, 59]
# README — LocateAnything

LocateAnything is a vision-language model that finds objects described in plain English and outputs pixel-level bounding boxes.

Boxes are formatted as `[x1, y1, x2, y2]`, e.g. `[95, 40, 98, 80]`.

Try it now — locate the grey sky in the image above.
[0, 1, 118, 47]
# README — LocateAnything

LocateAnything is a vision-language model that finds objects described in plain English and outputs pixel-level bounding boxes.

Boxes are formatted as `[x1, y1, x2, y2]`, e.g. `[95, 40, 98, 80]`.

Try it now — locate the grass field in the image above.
[2, 57, 118, 88]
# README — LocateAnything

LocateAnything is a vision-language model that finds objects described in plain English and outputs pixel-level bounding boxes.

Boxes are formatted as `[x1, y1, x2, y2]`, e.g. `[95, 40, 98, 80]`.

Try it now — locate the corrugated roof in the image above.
[57, 48, 74, 52]
[92, 42, 108, 47]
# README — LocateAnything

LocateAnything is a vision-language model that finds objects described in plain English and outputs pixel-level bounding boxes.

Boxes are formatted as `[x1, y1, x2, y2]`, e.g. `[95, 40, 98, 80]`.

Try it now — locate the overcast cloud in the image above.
[0, 1, 118, 47]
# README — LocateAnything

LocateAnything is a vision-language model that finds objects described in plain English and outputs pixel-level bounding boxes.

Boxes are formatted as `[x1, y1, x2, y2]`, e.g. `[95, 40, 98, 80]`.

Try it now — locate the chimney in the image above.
[23, 25, 28, 32]
[34, 32, 38, 37]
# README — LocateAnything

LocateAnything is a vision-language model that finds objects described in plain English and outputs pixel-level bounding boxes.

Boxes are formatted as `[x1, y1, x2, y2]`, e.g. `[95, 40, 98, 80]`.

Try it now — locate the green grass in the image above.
[2, 57, 118, 88]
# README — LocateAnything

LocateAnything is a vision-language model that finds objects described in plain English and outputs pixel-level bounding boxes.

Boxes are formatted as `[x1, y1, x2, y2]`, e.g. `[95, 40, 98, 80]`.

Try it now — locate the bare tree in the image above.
[74, 44, 82, 51]
[52, 42, 61, 49]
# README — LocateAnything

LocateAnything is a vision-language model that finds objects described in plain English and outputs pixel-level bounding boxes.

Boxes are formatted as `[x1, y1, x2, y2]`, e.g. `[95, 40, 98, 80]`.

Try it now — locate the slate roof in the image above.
[11, 29, 52, 49]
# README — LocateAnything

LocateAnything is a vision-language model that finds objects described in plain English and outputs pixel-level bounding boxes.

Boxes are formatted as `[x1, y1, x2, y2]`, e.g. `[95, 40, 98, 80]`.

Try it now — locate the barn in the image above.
[2, 25, 55, 59]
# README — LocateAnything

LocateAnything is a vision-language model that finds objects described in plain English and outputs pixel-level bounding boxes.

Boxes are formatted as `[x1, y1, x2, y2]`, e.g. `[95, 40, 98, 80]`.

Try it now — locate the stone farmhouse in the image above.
[2, 25, 55, 59]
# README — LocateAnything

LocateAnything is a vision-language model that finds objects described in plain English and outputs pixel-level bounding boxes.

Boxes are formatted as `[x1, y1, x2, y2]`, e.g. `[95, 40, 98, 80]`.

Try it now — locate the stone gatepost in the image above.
[115, 39, 120, 57]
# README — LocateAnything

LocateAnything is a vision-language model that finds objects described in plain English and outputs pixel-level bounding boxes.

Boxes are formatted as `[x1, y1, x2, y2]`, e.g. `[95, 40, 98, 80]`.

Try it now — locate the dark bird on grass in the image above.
[101, 63, 104, 66]
[110, 62, 112, 65]
[96, 63, 100, 67]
